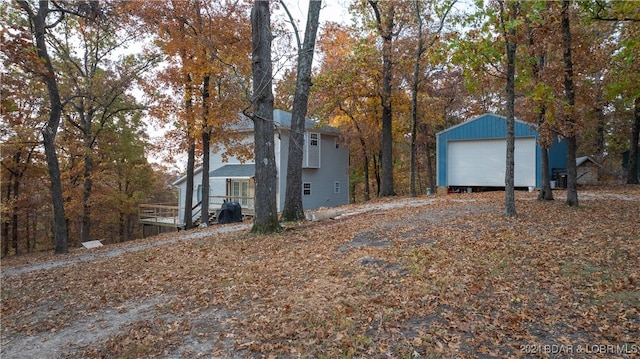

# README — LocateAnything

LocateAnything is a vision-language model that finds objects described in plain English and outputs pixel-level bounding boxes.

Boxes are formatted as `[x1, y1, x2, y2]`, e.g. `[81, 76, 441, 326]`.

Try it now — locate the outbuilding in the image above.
[576, 156, 602, 185]
[436, 113, 567, 191]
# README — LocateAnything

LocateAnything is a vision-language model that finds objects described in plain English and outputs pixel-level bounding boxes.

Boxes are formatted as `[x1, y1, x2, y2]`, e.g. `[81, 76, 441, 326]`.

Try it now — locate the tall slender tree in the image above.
[16, 0, 69, 254]
[133, 0, 252, 229]
[281, 0, 322, 222]
[562, 0, 579, 207]
[51, 12, 152, 242]
[310, 23, 381, 202]
[369, 0, 396, 197]
[522, 4, 554, 201]
[500, 0, 520, 217]
[409, 0, 455, 197]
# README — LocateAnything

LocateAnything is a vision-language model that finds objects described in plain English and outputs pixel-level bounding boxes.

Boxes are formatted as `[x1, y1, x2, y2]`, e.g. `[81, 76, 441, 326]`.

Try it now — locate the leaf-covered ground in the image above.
[2, 187, 639, 358]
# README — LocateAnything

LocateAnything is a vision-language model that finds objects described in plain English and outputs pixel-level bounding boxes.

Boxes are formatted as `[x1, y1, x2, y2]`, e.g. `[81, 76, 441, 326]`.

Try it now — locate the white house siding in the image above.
[174, 134, 254, 220]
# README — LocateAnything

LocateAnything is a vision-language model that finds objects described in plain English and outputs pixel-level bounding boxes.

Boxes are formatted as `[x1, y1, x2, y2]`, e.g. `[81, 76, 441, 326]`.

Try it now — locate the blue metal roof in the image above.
[435, 113, 538, 140]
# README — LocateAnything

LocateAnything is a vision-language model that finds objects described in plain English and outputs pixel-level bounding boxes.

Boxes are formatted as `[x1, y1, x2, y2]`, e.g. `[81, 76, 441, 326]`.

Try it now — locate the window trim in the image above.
[303, 182, 311, 196]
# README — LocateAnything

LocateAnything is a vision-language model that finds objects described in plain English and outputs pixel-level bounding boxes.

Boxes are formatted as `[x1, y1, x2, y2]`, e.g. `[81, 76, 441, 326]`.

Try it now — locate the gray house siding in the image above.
[277, 130, 348, 211]
[302, 134, 349, 210]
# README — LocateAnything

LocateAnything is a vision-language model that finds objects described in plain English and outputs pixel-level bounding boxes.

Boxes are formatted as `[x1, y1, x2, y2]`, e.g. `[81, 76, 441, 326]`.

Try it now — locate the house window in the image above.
[303, 132, 321, 168]
[232, 180, 250, 207]
[303, 182, 311, 196]
[196, 184, 202, 202]
[335, 138, 340, 149]
[334, 181, 340, 193]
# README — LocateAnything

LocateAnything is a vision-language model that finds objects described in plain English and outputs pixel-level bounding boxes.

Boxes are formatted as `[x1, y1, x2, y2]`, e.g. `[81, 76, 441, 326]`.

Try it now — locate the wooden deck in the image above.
[138, 204, 184, 228]
[138, 197, 255, 229]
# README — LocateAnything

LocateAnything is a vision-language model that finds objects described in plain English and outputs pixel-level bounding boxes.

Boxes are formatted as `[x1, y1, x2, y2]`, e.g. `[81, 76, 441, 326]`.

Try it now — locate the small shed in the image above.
[576, 156, 601, 185]
[436, 113, 567, 189]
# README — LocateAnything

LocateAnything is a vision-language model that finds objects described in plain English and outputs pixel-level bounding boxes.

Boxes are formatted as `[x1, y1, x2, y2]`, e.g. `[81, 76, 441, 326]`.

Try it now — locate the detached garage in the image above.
[436, 113, 567, 189]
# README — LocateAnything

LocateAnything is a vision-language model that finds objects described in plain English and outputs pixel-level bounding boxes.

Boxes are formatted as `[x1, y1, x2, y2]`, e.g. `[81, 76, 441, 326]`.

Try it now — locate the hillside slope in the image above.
[2, 189, 639, 358]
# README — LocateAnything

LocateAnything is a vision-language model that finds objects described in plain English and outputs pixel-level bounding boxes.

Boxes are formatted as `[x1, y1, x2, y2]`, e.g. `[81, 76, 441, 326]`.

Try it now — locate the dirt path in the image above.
[0, 223, 252, 278]
[0, 197, 442, 279]
[1, 197, 450, 358]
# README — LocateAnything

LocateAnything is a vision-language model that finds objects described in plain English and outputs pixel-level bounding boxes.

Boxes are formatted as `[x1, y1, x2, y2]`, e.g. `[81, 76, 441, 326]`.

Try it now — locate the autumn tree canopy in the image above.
[2, 0, 638, 255]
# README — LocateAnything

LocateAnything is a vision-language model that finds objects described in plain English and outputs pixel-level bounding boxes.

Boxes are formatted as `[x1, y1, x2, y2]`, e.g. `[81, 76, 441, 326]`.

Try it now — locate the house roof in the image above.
[171, 163, 254, 186]
[576, 156, 602, 168]
[234, 109, 340, 135]
[209, 164, 254, 178]
[171, 167, 203, 186]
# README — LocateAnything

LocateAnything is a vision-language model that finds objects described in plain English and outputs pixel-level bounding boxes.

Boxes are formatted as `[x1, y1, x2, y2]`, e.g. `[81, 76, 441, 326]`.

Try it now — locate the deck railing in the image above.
[208, 195, 255, 215]
[139, 196, 255, 227]
[138, 204, 182, 226]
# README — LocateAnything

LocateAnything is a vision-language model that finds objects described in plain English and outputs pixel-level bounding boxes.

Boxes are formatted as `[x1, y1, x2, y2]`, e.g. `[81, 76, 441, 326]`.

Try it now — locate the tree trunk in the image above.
[369, 1, 395, 197]
[342, 109, 371, 201]
[349, 176, 356, 203]
[425, 129, 436, 194]
[201, 131, 210, 227]
[26, 212, 31, 253]
[184, 138, 196, 229]
[201, 75, 211, 227]
[562, 0, 579, 206]
[2, 175, 9, 255]
[12, 165, 20, 255]
[81, 136, 93, 243]
[18, 0, 69, 253]
[183, 72, 195, 230]
[594, 77, 606, 157]
[536, 113, 552, 201]
[538, 146, 554, 200]
[503, 1, 518, 217]
[537, 109, 554, 201]
[281, 0, 321, 222]
[118, 212, 125, 242]
[250, 0, 280, 234]
[363, 151, 371, 202]
[409, 1, 424, 198]
[373, 153, 381, 196]
[627, 98, 639, 184]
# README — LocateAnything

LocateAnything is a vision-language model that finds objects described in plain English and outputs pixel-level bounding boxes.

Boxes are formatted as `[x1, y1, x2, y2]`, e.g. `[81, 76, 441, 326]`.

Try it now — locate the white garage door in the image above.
[447, 138, 536, 187]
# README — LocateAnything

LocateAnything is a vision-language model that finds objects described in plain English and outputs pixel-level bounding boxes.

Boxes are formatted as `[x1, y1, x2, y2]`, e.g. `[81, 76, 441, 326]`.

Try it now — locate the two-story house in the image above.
[172, 109, 349, 223]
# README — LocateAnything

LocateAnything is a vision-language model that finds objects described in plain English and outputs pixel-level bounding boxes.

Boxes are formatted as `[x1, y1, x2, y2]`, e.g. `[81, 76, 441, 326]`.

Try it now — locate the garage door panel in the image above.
[447, 138, 535, 187]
